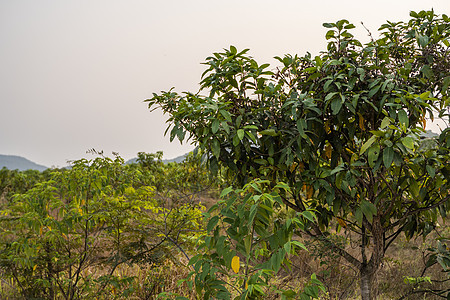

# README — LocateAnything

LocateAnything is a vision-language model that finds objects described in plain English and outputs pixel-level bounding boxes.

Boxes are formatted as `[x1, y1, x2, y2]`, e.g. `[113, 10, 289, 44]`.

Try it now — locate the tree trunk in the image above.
[359, 216, 384, 300]
[360, 265, 373, 300]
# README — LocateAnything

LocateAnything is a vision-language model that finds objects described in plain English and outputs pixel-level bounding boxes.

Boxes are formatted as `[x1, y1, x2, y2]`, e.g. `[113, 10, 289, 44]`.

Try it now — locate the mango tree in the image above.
[147, 10, 450, 299]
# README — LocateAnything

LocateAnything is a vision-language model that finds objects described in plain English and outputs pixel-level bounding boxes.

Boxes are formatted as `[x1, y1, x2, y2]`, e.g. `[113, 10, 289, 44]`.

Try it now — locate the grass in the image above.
[0, 215, 448, 299]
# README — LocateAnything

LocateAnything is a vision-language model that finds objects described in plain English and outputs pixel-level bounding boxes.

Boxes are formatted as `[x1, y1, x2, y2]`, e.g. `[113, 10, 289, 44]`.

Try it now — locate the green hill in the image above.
[0, 154, 48, 171]
[125, 153, 187, 165]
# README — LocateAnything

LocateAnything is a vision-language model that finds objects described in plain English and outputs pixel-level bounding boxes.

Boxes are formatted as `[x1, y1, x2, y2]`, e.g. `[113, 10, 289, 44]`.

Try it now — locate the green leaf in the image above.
[233, 134, 240, 146]
[331, 97, 343, 115]
[212, 139, 220, 158]
[260, 129, 278, 136]
[421, 65, 434, 79]
[284, 242, 292, 255]
[442, 76, 450, 94]
[237, 129, 245, 141]
[401, 136, 414, 149]
[207, 216, 219, 232]
[275, 182, 291, 192]
[368, 85, 381, 98]
[291, 240, 307, 251]
[409, 178, 419, 198]
[383, 147, 394, 168]
[222, 121, 230, 134]
[360, 135, 377, 155]
[380, 117, 391, 129]
[398, 110, 409, 127]
[417, 34, 429, 47]
[330, 165, 345, 175]
[301, 211, 316, 222]
[246, 131, 257, 143]
[297, 119, 307, 138]
[367, 143, 380, 168]
[426, 165, 436, 178]
[325, 92, 338, 102]
[326, 30, 335, 40]
[219, 109, 232, 122]
[220, 187, 234, 198]
[244, 236, 252, 255]
[212, 119, 220, 134]
[355, 207, 363, 226]
[254, 159, 267, 165]
[361, 200, 377, 223]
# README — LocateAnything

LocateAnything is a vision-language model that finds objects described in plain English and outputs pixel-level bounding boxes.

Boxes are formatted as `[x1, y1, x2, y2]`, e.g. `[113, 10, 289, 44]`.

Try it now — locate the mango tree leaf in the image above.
[442, 76, 450, 94]
[426, 165, 436, 178]
[409, 178, 419, 198]
[355, 207, 363, 226]
[367, 143, 380, 168]
[383, 147, 394, 168]
[398, 109, 409, 127]
[297, 119, 307, 139]
[360, 135, 377, 155]
[380, 117, 391, 129]
[331, 97, 343, 115]
[219, 109, 232, 122]
[260, 129, 278, 136]
[212, 139, 220, 158]
[246, 131, 257, 143]
[220, 187, 234, 198]
[207, 216, 219, 232]
[212, 119, 220, 134]
[368, 85, 381, 98]
[401, 136, 415, 149]
[301, 211, 317, 222]
[421, 65, 434, 79]
[361, 200, 377, 223]
[237, 129, 245, 141]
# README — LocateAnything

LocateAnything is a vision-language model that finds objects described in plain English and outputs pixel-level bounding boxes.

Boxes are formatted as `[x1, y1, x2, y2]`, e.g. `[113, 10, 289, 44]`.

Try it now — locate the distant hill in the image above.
[125, 153, 188, 165]
[0, 152, 189, 172]
[0, 154, 48, 171]
[420, 130, 439, 139]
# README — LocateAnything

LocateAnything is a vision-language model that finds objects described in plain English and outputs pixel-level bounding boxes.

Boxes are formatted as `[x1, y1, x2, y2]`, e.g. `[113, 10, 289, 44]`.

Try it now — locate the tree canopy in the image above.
[147, 10, 450, 299]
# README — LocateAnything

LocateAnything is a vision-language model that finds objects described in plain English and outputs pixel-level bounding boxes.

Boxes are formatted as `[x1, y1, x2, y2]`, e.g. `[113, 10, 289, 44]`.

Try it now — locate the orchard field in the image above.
[0, 150, 448, 299]
[1, 10, 450, 300]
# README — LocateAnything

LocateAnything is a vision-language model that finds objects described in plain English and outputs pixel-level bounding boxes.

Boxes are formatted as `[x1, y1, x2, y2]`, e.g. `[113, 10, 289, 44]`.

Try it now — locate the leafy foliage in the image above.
[187, 179, 324, 299]
[0, 153, 206, 299]
[147, 10, 450, 299]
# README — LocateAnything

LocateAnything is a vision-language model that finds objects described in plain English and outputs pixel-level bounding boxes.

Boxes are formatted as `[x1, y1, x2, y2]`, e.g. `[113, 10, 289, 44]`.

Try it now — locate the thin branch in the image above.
[166, 235, 191, 263]
[384, 224, 405, 252]
[387, 195, 450, 230]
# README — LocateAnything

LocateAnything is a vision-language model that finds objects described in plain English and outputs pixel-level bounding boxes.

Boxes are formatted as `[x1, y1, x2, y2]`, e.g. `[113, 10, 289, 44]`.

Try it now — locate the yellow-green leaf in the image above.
[360, 135, 377, 155]
[237, 129, 245, 141]
[401, 136, 414, 149]
[380, 117, 390, 129]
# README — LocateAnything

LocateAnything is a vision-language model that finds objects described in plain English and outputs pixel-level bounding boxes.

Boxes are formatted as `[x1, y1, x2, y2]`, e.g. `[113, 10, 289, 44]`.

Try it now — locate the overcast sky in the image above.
[1, 1, 448, 167]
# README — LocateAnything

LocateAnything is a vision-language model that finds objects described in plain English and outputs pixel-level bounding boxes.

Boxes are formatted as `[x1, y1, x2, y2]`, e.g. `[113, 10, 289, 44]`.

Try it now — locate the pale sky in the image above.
[1, 0, 448, 167]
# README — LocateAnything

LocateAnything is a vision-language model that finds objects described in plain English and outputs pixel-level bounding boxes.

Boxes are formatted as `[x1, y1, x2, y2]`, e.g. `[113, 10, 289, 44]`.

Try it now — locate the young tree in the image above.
[0, 154, 205, 299]
[147, 10, 450, 299]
